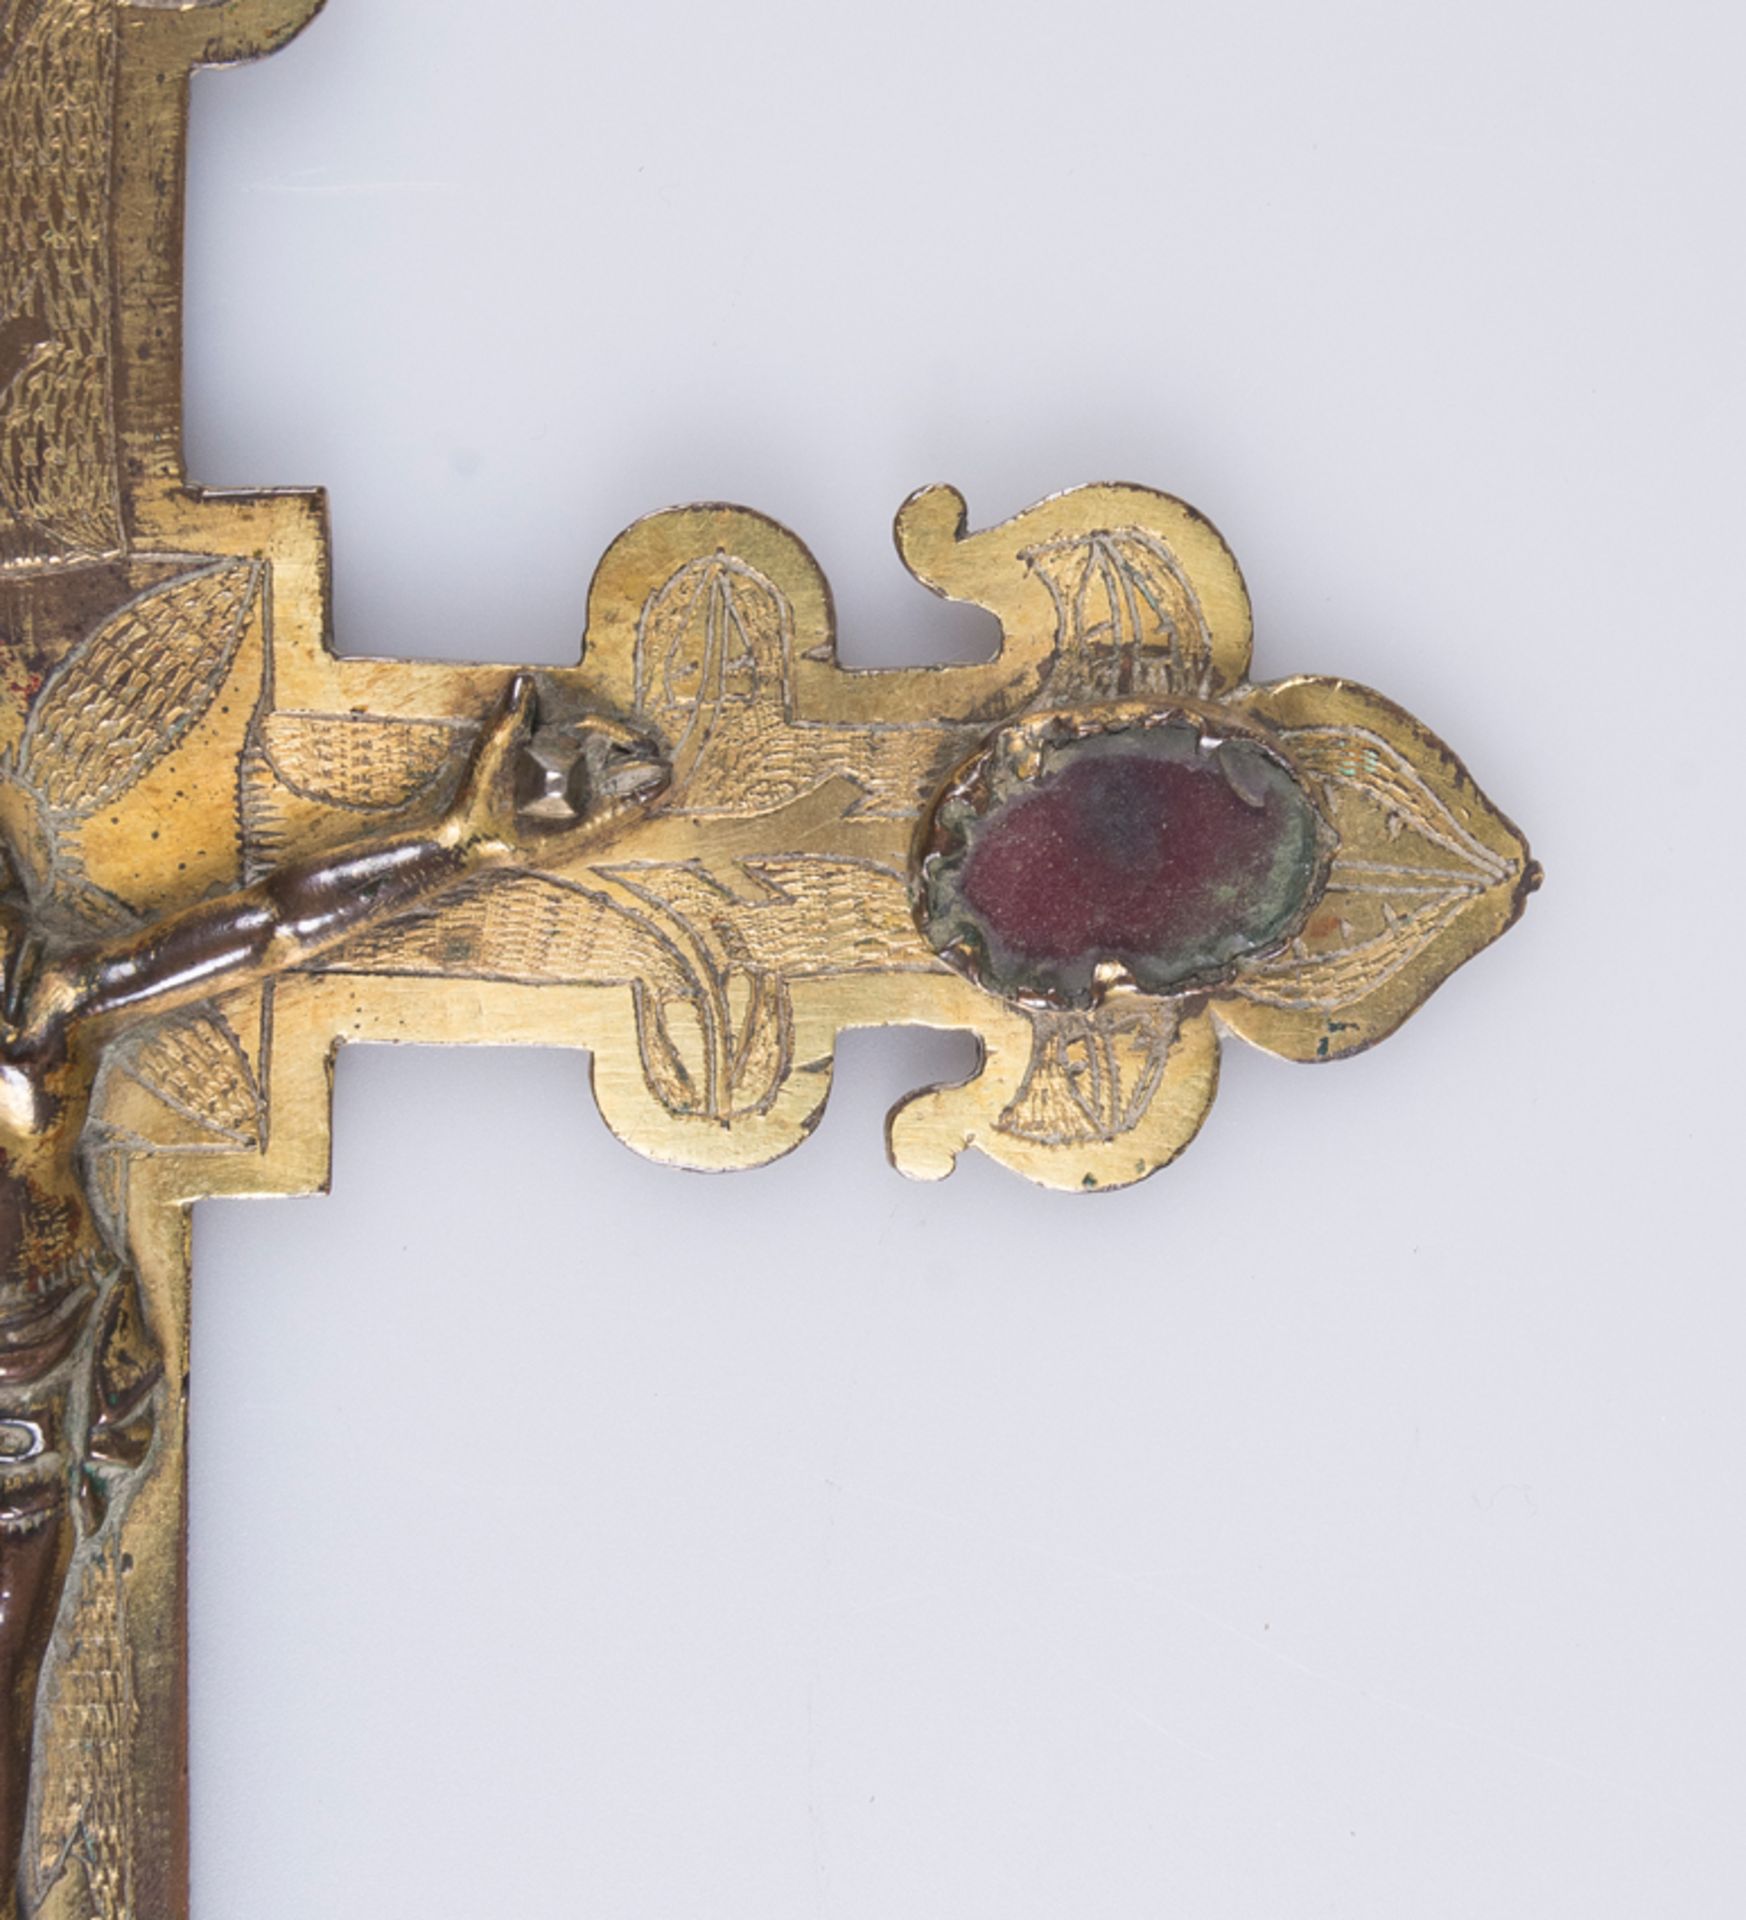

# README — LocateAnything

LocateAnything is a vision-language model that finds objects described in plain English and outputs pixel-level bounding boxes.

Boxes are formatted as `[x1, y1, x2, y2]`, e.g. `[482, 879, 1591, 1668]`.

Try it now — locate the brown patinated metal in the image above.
[0, 3, 1535, 1913]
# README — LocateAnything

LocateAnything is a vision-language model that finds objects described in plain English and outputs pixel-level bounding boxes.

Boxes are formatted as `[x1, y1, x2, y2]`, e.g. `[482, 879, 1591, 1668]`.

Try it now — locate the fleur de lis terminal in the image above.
[0, 0, 1536, 1913]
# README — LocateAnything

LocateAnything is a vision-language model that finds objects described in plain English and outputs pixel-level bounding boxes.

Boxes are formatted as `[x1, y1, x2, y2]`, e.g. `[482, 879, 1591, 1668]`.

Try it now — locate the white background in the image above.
[181, 2, 1744, 1915]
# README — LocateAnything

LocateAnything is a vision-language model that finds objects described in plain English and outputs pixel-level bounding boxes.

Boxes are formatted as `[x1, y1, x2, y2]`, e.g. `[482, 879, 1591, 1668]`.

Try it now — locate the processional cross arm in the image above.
[10, 677, 667, 1055]
[0, 0, 1536, 1913]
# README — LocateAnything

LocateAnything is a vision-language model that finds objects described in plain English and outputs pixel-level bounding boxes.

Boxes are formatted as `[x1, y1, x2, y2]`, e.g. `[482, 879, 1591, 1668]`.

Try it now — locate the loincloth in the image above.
[0, 1259, 161, 1529]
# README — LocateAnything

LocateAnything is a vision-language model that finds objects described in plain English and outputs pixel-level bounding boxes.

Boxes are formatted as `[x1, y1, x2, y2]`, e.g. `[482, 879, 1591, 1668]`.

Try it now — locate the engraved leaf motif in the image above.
[258, 711, 463, 813]
[999, 1005, 1174, 1146]
[16, 558, 259, 815]
[726, 968, 792, 1114]
[313, 871, 694, 998]
[0, 0, 123, 567]
[631, 966, 792, 1123]
[633, 553, 793, 804]
[1237, 726, 1509, 1004]
[1221, 678, 1535, 1060]
[106, 1007, 263, 1148]
[889, 1005, 1222, 1192]
[30, 1541, 135, 1918]
[629, 548, 951, 820]
[893, 483, 1253, 702]
[1024, 527, 1221, 700]
[241, 712, 465, 885]
[606, 861, 796, 1122]
[631, 981, 701, 1114]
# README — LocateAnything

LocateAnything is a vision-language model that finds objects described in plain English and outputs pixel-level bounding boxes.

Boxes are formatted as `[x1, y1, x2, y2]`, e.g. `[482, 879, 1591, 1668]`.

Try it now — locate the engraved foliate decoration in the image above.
[0, 3, 1537, 1915]
[1227, 712, 1520, 1018]
[264, 484, 1536, 1188]
[0, 0, 123, 570]
[1025, 526, 1226, 701]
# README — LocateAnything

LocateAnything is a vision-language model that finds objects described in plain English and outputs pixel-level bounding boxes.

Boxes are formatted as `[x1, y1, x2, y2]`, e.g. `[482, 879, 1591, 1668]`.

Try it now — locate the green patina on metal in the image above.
[920, 714, 1331, 1009]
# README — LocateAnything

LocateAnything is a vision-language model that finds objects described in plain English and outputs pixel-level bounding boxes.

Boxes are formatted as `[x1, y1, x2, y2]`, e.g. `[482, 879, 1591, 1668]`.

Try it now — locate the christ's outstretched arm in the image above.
[18, 676, 665, 1047]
